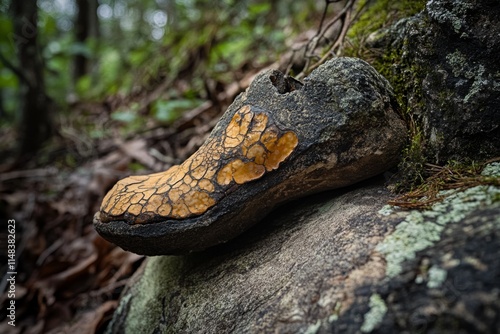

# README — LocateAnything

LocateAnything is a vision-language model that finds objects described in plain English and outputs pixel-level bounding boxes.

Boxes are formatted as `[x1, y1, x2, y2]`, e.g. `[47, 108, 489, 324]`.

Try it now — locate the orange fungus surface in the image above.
[100, 105, 298, 223]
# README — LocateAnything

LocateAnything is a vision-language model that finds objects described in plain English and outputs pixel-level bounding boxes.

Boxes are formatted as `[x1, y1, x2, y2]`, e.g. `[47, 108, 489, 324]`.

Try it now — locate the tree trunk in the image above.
[74, 0, 90, 81]
[89, 0, 99, 39]
[11, 0, 53, 156]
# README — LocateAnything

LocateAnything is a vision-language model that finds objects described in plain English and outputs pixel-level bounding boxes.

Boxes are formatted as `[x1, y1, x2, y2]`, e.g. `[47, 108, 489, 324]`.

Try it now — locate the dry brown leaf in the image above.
[45, 300, 117, 334]
[118, 139, 156, 169]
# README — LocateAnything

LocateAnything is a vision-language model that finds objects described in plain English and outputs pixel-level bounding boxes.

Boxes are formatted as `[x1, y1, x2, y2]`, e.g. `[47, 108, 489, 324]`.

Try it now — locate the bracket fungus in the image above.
[94, 57, 406, 255]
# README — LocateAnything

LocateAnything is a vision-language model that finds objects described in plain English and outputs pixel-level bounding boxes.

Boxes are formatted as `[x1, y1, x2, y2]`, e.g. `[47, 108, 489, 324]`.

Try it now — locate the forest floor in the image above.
[0, 66, 262, 333]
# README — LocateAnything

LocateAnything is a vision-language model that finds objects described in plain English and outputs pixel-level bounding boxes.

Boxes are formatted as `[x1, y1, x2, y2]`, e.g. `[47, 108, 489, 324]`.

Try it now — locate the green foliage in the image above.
[111, 103, 144, 134]
[96, 48, 122, 94]
[43, 35, 77, 105]
[152, 99, 202, 123]
[128, 161, 147, 173]
[0, 0, 320, 151]
[111, 109, 139, 124]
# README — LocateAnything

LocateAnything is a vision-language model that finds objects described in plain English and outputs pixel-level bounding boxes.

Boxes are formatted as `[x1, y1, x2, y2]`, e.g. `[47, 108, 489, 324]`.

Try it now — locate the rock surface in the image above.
[379, 0, 500, 163]
[106, 163, 500, 333]
[106, 177, 399, 333]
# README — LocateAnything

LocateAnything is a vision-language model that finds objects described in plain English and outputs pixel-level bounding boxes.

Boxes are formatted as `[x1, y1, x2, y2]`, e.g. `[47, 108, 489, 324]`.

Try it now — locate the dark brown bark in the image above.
[10, 0, 53, 156]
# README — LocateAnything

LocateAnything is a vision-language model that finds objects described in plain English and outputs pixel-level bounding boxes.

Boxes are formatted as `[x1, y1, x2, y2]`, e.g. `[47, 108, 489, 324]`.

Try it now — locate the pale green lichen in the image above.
[328, 301, 342, 323]
[109, 293, 132, 330]
[445, 49, 490, 104]
[376, 163, 500, 278]
[377, 204, 394, 216]
[426, 0, 473, 35]
[121, 256, 185, 333]
[427, 265, 447, 288]
[376, 211, 442, 277]
[446, 50, 469, 78]
[360, 294, 388, 333]
[481, 162, 500, 176]
[464, 65, 487, 103]
[304, 320, 322, 334]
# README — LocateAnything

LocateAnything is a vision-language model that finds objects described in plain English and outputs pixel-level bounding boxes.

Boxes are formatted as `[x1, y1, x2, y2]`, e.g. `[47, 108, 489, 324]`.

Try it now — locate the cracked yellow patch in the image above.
[100, 105, 298, 223]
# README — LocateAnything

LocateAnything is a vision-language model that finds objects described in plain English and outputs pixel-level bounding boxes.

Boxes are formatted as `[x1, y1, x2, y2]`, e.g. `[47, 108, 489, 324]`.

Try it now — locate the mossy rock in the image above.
[366, 0, 500, 167]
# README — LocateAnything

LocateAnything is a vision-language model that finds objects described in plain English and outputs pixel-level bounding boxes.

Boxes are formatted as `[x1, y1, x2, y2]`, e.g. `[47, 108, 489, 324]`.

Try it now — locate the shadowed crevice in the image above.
[269, 71, 303, 94]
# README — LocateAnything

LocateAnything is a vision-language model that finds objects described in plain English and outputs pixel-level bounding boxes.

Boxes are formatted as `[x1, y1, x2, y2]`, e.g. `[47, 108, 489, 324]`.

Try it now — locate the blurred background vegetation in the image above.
[0, 0, 325, 166]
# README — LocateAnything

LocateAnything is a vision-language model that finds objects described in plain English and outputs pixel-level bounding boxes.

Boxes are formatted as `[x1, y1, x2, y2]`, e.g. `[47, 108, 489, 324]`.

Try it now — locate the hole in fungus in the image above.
[269, 72, 303, 94]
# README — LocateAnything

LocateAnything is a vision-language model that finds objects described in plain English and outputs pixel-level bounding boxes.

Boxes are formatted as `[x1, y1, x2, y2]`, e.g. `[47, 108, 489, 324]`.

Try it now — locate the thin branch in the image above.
[297, 0, 356, 79]
[318, 0, 355, 44]
[306, 4, 354, 73]
[301, 0, 332, 75]
[0, 167, 58, 181]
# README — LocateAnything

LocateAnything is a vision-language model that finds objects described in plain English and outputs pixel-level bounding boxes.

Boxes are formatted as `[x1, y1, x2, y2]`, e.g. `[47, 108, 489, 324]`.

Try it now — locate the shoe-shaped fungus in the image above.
[94, 57, 406, 255]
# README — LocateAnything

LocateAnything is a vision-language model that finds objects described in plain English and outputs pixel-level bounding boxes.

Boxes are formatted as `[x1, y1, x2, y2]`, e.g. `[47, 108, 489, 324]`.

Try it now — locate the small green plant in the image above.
[394, 120, 426, 192]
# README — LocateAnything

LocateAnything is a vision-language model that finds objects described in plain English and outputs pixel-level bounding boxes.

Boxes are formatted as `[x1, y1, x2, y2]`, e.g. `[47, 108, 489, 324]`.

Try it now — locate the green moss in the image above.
[371, 31, 427, 191]
[347, 0, 426, 55]
[372, 30, 430, 190]
[395, 126, 426, 191]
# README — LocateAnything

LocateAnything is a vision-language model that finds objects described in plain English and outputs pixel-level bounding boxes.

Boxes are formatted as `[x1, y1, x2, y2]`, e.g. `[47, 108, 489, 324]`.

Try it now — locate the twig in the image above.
[0, 167, 59, 181]
[320, 0, 356, 43]
[300, 0, 334, 76]
[36, 239, 64, 266]
[297, 0, 356, 79]
[388, 158, 500, 209]
[305, 1, 355, 74]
